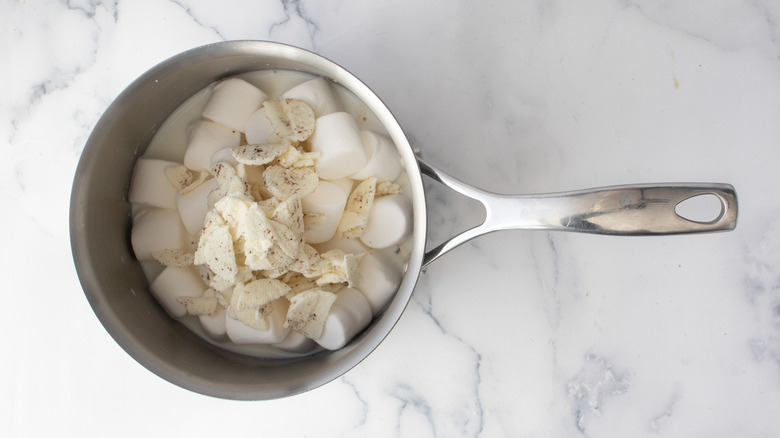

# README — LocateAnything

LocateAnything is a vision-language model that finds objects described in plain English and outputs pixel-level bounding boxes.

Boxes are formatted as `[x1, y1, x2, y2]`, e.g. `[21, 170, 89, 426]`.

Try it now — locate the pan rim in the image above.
[70, 40, 428, 399]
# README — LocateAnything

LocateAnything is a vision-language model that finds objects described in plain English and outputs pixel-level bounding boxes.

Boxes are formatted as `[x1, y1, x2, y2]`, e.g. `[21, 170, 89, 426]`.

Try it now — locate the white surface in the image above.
[3, 1, 780, 437]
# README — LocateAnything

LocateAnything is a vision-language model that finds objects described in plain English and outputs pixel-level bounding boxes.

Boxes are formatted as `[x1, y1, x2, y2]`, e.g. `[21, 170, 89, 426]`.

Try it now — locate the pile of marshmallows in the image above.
[129, 76, 412, 352]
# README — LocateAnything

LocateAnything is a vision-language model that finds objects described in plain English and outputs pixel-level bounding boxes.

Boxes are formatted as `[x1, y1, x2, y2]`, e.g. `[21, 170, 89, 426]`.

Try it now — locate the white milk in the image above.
[135, 70, 410, 358]
[143, 70, 387, 160]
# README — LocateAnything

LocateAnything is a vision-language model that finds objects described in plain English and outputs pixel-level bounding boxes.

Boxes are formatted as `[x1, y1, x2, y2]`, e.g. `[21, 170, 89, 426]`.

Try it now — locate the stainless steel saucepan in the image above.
[70, 41, 737, 400]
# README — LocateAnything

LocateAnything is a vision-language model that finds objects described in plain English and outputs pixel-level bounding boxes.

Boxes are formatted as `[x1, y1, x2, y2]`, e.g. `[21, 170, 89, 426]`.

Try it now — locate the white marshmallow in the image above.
[309, 112, 367, 180]
[128, 158, 180, 209]
[374, 244, 406, 272]
[244, 107, 275, 144]
[329, 178, 354, 196]
[131, 209, 189, 260]
[209, 147, 239, 166]
[201, 78, 268, 132]
[183, 120, 241, 171]
[350, 131, 403, 182]
[149, 266, 208, 318]
[273, 330, 318, 353]
[176, 178, 219, 235]
[360, 194, 413, 249]
[280, 77, 342, 118]
[132, 207, 151, 225]
[225, 299, 290, 344]
[313, 235, 369, 255]
[316, 287, 372, 350]
[302, 181, 348, 244]
[357, 252, 403, 316]
[198, 289, 227, 341]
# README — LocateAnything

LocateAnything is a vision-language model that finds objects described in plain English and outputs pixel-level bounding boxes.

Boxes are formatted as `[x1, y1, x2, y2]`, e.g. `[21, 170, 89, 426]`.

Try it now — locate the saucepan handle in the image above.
[418, 158, 738, 267]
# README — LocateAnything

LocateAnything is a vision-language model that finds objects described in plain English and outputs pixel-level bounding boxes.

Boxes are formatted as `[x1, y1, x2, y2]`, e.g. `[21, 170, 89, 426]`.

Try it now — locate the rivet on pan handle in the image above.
[417, 158, 738, 267]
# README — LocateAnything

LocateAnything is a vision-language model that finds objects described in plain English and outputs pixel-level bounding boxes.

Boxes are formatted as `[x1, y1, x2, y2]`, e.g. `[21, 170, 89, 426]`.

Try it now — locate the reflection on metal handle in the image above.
[418, 158, 738, 267]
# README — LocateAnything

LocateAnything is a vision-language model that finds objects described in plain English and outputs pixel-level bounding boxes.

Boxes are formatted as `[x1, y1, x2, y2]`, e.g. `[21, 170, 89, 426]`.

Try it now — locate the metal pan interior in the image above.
[70, 41, 427, 400]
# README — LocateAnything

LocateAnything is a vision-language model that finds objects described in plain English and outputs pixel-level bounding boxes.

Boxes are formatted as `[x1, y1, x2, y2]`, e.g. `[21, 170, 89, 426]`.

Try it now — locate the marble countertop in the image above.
[4, 0, 780, 436]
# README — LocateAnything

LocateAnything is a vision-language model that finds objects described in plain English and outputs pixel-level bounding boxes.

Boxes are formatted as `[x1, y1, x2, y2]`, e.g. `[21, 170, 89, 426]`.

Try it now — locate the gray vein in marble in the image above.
[748, 0, 780, 42]
[408, 292, 486, 437]
[7, 69, 99, 158]
[648, 391, 680, 433]
[389, 376, 485, 437]
[743, 220, 780, 376]
[567, 352, 630, 435]
[6, 1, 104, 146]
[338, 376, 370, 430]
[65, 0, 118, 21]
[749, 337, 780, 365]
[530, 233, 564, 354]
[470, 352, 485, 437]
[535, 0, 559, 33]
[627, 0, 780, 55]
[270, 0, 319, 49]
[390, 384, 436, 436]
[168, 0, 228, 41]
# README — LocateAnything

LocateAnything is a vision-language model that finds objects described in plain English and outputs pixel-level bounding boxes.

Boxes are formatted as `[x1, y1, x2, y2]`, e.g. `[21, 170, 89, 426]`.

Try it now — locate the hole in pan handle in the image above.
[417, 158, 738, 267]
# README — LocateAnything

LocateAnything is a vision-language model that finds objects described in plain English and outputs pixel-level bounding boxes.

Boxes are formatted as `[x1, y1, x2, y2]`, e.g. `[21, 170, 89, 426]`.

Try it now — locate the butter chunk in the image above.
[214, 194, 252, 240]
[235, 278, 291, 310]
[151, 249, 194, 267]
[277, 145, 320, 168]
[215, 288, 232, 308]
[164, 165, 209, 195]
[244, 201, 296, 274]
[303, 213, 327, 229]
[210, 265, 253, 292]
[243, 202, 275, 242]
[376, 180, 401, 197]
[194, 210, 238, 284]
[316, 249, 363, 287]
[271, 220, 302, 259]
[164, 165, 192, 192]
[262, 99, 316, 142]
[228, 283, 270, 331]
[272, 196, 304, 236]
[259, 246, 295, 278]
[262, 100, 291, 139]
[280, 98, 316, 142]
[231, 143, 288, 166]
[177, 295, 220, 316]
[283, 272, 319, 299]
[257, 197, 281, 217]
[285, 288, 337, 339]
[211, 162, 248, 198]
[337, 177, 376, 238]
[289, 244, 322, 278]
[243, 200, 304, 262]
[263, 165, 319, 200]
[243, 203, 276, 270]
[239, 164, 273, 200]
